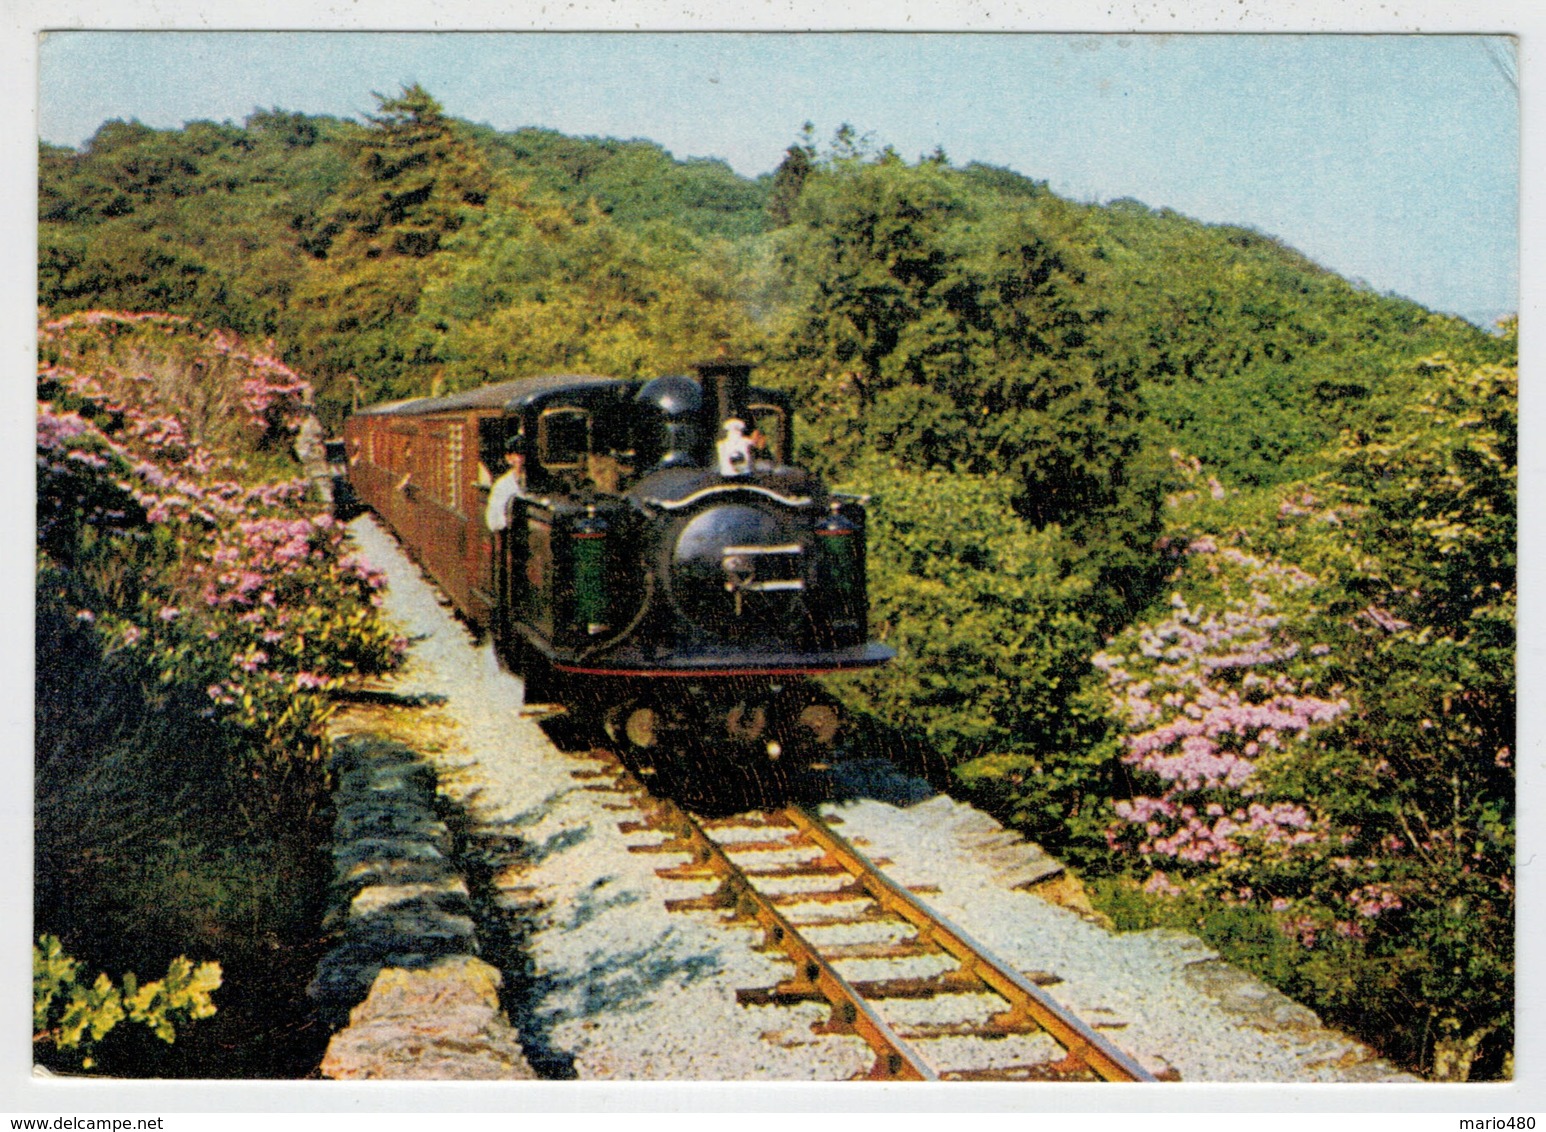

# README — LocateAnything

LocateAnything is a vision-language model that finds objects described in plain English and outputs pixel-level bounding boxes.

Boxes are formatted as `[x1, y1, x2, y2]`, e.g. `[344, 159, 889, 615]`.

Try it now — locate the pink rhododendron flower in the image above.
[1100, 543, 1346, 871]
[39, 308, 400, 763]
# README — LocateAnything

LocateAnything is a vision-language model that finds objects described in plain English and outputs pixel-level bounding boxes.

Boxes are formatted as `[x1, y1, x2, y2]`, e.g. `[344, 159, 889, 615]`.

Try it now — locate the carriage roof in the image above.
[354, 375, 636, 418]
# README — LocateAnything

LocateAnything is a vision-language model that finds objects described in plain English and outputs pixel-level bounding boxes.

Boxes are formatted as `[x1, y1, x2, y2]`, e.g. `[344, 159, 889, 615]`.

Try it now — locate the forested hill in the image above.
[39, 88, 1502, 474]
[39, 87, 1516, 1080]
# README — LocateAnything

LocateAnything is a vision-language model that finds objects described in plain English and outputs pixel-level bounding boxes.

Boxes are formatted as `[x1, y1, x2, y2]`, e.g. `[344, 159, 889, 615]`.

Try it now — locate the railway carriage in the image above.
[342, 360, 892, 773]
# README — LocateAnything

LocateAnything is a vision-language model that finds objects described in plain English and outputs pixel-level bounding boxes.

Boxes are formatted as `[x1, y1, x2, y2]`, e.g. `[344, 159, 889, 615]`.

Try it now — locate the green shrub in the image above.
[35, 310, 402, 1075]
[34, 935, 221, 1071]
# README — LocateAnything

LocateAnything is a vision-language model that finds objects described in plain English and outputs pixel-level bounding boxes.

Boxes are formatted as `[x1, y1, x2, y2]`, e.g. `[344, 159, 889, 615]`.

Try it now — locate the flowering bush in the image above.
[36, 309, 405, 1075]
[1091, 534, 1412, 953]
[1096, 546, 1347, 868]
[40, 309, 312, 455]
[37, 309, 403, 799]
[1086, 346, 1515, 1080]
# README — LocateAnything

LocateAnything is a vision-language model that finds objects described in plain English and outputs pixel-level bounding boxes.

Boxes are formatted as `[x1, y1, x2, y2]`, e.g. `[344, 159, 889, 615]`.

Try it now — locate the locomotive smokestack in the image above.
[693, 358, 753, 448]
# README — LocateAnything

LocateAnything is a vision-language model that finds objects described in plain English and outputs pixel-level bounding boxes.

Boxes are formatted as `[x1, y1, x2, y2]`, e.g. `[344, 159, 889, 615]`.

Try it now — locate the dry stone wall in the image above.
[310, 729, 535, 1079]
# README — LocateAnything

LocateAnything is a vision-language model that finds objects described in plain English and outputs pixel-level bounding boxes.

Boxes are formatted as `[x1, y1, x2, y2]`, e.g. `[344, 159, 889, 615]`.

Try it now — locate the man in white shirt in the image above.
[716, 418, 754, 476]
[484, 437, 526, 532]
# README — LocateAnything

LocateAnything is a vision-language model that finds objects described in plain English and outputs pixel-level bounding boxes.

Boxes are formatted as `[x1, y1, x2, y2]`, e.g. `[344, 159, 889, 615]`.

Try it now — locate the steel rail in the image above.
[638, 794, 938, 1081]
[784, 805, 1157, 1083]
[609, 749, 1160, 1083]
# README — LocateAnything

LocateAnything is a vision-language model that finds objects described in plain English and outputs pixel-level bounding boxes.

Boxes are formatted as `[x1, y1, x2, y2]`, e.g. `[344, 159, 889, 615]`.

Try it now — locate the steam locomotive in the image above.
[341, 360, 892, 774]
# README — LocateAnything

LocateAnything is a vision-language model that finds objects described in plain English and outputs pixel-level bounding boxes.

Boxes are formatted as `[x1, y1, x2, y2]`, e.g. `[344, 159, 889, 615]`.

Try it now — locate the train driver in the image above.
[484, 431, 527, 532]
[716, 418, 755, 477]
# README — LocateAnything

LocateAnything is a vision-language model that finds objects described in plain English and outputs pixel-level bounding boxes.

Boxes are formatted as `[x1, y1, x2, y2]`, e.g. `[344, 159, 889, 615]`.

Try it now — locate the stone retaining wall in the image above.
[310, 730, 535, 1080]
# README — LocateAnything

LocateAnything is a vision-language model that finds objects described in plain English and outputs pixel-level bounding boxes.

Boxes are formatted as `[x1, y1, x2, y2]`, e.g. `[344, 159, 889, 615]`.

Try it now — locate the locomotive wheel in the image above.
[795, 701, 843, 747]
[603, 699, 660, 747]
[603, 695, 676, 778]
[625, 706, 663, 750]
[597, 683, 851, 813]
[724, 701, 769, 742]
[769, 687, 847, 769]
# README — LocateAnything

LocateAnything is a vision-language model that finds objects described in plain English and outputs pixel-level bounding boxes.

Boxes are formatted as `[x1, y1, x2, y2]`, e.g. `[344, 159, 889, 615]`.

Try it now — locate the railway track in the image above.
[576, 750, 1160, 1083]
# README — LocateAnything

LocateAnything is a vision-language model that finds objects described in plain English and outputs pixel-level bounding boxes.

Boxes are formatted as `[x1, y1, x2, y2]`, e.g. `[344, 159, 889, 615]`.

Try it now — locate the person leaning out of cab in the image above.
[484, 431, 527, 532]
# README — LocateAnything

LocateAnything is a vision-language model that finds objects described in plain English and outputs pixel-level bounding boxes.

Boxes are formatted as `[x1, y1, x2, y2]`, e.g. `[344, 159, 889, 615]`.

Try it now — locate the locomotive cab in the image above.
[516, 380, 637, 499]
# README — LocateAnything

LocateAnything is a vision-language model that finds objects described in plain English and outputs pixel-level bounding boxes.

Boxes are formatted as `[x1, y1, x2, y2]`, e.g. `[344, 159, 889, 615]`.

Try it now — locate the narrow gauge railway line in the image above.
[325, 514, 1415, 1082]
[578, 752, 1159, 1083]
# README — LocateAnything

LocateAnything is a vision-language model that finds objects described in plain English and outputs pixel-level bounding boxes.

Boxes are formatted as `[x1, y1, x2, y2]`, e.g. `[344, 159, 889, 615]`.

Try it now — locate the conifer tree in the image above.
[320, 84, 491, 260]
[289, 86, 492, 414]
[766, 131, 815, 228]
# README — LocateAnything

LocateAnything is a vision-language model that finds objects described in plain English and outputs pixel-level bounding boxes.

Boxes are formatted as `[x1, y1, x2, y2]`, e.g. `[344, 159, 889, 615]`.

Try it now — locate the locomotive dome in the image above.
[635, 374, 702, 416]
[635, 374, 705, 470]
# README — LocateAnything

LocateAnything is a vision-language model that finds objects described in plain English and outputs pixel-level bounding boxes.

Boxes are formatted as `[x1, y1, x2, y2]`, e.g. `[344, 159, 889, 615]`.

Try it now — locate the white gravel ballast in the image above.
[323, 514, 1415, 1084]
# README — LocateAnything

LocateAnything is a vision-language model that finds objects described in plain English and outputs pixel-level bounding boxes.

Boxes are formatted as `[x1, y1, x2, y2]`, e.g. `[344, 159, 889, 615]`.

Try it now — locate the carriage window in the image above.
[477, 418, 508, 484]
[447, 423, 464, 511]
[538, 407, 591, 470]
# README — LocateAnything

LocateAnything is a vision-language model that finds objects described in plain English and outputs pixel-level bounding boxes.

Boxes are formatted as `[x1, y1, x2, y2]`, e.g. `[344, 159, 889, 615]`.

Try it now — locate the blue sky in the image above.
[37, 31, 1518, 327]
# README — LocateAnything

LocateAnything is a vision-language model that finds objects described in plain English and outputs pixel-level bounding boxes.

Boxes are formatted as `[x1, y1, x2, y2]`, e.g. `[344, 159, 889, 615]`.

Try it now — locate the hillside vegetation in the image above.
[38, 86, 1514, 1079]
[35, 311, 401, 1074]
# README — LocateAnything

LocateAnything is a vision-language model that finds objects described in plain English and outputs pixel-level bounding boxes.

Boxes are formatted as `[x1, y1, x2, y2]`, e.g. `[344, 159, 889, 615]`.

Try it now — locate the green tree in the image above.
[286, 86, 494, 415]
[767, 151, 1162, 623]
[1072, 198, 1498, 488]
[831, 454, 1109, 842]
[414, 193, 758, 389]
[766, 129, 815, 228]
[320, 84, 491, 260]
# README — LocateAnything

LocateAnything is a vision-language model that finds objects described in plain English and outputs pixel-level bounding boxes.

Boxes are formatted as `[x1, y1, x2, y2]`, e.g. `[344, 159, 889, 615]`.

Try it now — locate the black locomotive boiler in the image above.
[342, 360, 892, 774]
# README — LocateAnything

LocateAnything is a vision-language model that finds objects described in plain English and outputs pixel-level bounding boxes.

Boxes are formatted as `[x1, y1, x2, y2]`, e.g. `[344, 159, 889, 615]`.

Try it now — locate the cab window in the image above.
[538, 407, 591, 470]
[748, 402, 788, 465]
[478, 418, 511, 482]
